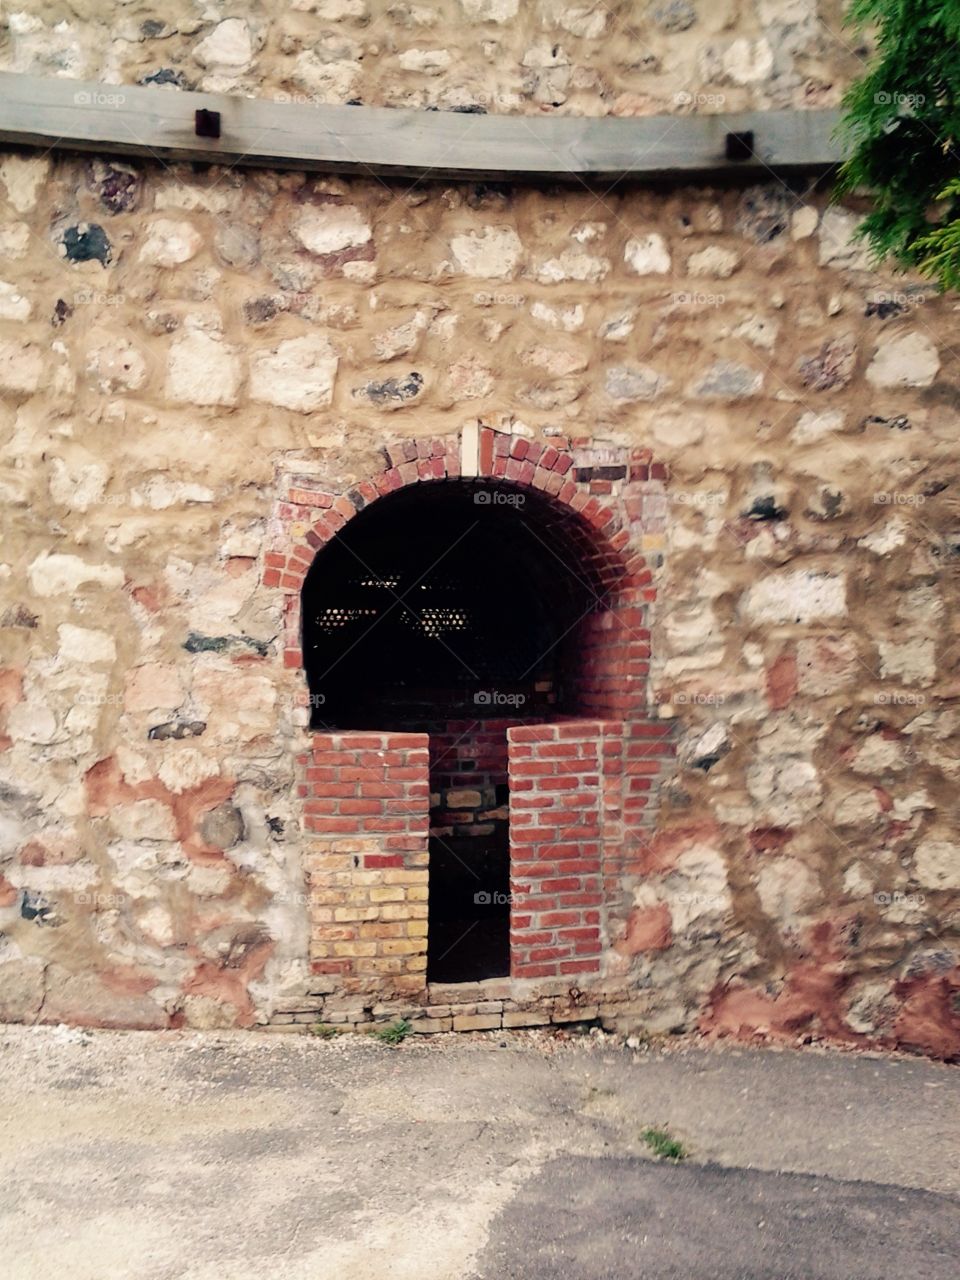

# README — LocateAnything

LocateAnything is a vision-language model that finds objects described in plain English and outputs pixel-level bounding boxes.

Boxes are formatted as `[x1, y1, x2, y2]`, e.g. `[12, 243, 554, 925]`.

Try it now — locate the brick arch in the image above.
[265, 425, 665, 712]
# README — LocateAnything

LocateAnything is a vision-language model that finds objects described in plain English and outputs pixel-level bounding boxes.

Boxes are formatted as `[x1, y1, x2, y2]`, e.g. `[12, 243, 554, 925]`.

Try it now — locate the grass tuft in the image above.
[309, 1023, 340, 1039]
[641, 1126, 687, 1161]
[373, 1018, 412, 1045]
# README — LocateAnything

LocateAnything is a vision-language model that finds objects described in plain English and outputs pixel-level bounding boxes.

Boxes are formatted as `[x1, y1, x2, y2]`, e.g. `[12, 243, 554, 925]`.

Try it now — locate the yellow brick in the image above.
[370, 886, 405, 903]
[334, 941, 377, 958]
[379, 905, 417, 921]
[383, 870, 428, 886]
[334, 907, 380, 923]
[391, 974, 428, 991]
[359, 921, 406, 939]
[406, 920, 428, 937]
[381, 939, 423, 956]
[407, 886, 428, 902]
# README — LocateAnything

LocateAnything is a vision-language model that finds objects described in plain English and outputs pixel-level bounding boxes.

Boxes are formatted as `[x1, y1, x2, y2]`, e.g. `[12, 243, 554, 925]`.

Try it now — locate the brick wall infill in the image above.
[300, 731, 429, 994]
[508, 722, 609, 979]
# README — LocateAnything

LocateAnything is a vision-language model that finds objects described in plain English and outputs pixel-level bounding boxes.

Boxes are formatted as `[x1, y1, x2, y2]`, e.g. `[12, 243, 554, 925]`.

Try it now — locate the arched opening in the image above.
[301, 478, 630, 984]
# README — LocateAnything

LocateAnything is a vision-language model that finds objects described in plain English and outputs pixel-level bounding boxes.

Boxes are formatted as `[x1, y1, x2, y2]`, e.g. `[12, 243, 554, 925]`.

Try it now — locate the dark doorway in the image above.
[300, 480, 605, 983]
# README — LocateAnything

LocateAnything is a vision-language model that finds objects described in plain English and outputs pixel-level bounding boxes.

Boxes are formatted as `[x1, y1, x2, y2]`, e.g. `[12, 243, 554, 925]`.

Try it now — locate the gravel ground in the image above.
[0, 1024, 957, 1279]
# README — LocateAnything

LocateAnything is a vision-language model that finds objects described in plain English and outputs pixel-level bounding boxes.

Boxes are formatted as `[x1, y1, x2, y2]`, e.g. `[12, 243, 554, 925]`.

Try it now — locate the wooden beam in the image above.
[0, 72, 842, 184]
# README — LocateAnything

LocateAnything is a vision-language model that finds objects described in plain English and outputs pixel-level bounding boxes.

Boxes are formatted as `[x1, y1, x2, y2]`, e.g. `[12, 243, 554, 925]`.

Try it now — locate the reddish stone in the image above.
[0, 669, 23, 720]
[892, 970, 960, 1062]
[616, 903, 672, 954]
[748, 826, 794, 854]
[766, 651, 798, 711]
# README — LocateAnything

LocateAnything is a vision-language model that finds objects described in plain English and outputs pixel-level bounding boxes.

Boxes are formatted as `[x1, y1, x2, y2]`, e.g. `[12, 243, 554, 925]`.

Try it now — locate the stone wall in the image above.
[1, 1, 858, 116]
[0, 1, 958, 1059]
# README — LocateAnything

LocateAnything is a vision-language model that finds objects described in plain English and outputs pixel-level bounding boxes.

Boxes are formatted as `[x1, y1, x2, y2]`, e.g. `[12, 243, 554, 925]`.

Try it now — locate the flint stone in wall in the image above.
[28, 553, 123, 597]
[650, 1, 697, 31]
[877, 638, 935, 685]
[85, 335, 148, 393]
[530, 300, 584, 331]
[461, 0, 519, 20]
[692, 360, 762, 398]
[818, 208, 872, 271]
[798, 336, 856, 391]
[304, 0, 368, 16]
[0, 155, 49, 213]
[215, 223, 261, 268]
[294, 205, 372, 257]
[0, 954, 45, 1022]
[111, 799, 177, 842]
[555, 6, 608, 38]
[398, 48, 452, 73]
[201, 803, 245, 849]
[914, 839, 960, 891]
[292, 51, 362, 103]
[139, 218, 203, 267]
[791, 409, 843, 445]
[353, 371, 424, 409]
[743, 570, 846, 624]
[87, 161, 141, 215]
[0, 339, 43, 394]
[747, 758, 822, 826]
[451, 227, 522, 279]
[605, 364, 668, 401]
[125, 663, 184, 714]
[533, 251, 608, 283]
[687, 246, 739, 277]
[720, 37, 774, 85]
[0, 224, 31, 259]
[0, 281, 31, 321]
[57, 224, 112, 266]
[734, 186, 794, 243]
[57, 624, 116, 665]
[250, 335, 339, 412]
[166, 331, 242, 406]
[193, 19, 256, 72]
[756, 856, 819, 928]
[866, 332, 940, 389]
[624, 234, 671, 275]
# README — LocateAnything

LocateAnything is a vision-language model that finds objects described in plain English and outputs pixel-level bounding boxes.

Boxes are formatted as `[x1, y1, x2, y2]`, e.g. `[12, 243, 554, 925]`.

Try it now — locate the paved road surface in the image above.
[0, 1025, 956, 1278]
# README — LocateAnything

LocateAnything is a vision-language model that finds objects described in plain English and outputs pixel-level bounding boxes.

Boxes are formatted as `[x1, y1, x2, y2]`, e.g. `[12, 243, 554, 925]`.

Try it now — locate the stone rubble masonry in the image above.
[0, 1, 862, 118]
[0, 37, 959, 1058]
